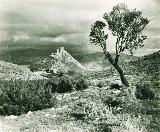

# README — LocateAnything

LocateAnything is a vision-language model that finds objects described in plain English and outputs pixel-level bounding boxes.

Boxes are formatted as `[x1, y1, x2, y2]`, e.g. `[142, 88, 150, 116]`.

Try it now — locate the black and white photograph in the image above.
[0, 0, 159, 131]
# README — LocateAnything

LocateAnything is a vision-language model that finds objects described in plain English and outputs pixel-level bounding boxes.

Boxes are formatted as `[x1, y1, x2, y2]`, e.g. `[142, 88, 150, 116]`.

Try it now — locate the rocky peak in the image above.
[50, 47, 85, 74]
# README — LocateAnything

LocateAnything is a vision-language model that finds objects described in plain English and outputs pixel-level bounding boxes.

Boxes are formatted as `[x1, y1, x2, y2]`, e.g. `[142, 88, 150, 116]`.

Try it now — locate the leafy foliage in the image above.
[46, 76, 89, 93]
[135, 84, 155, 100]
[56, 77, 74, 93]
[0, 75, 88, 115]
[129, 50, 160, 75]
[90, 3, 149, 56]
[0, 80, 55, 115]
[89, 3, 149, 86]
[74, 76, 89, 91]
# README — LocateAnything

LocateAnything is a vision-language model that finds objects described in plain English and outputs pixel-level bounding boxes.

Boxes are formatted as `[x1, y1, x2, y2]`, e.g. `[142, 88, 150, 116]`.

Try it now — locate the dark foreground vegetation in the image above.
[0, 76, 88, 115]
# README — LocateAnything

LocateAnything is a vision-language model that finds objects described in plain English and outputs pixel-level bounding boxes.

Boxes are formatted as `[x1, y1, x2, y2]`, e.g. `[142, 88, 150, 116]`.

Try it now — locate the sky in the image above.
[0, 0, 160, 53]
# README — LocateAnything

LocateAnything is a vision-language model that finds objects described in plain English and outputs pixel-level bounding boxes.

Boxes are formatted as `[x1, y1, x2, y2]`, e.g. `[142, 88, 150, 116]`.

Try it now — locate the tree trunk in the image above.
[114, 64, 129, 87]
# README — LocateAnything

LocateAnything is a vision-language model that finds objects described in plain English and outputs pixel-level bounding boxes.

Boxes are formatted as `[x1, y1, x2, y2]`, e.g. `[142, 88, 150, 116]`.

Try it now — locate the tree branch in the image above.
[101, 43, 115, 65]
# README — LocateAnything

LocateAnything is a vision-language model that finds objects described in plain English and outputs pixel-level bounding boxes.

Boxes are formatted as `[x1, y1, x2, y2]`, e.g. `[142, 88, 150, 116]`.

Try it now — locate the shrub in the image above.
[97, 82, 104, 88]
[75, 77, 88, 91]
[135, 84, 155, 100]
[103, 97, 123, 110]
[45, 75, 88, 94]
[56, 77, 74, 93]
[0, 80, 55, 116]
[96, 123, 112, 132]
[44, 81, 58, 93]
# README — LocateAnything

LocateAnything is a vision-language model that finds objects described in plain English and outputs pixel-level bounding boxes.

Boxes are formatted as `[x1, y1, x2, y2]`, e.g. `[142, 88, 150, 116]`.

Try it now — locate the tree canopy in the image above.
[90, 3, 149, 58]
[90, 3, 149, 86]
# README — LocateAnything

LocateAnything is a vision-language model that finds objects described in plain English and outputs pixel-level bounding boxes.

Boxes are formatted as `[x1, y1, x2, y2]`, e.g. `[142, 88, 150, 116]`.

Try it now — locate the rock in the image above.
[110, 80, 122, 90]
[50, 47, 86, 74]
[27, 111, 32, 116]
[5, 115, 18, 120]
[26, 111, 33, 118]
[45, 113, 50, 117]
[51, 114, 56, 118]
[117, 107, 123, 111]
[112, 90, 121, 94]
[50, 107, 55, 111]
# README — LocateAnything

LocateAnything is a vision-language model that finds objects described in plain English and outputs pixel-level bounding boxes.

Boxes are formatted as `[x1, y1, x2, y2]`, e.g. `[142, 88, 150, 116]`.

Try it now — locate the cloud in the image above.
[40, 36, 66, 43]
[14, 34, 30, 41]
[0, 0, 160, 51]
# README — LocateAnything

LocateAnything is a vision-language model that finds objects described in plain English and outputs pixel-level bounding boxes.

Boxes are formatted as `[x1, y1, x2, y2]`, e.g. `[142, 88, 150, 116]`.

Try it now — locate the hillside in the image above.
[0, 61, 46, 80]
[129, 50, 160, 75]
[75, 52, 138, 64]
[0, 50, 160, 132]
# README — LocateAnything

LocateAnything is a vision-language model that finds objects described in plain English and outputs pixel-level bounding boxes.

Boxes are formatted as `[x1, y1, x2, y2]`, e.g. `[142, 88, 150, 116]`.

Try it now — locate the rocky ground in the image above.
[0, 73, 148, 132]
[0, 50, 159, 132]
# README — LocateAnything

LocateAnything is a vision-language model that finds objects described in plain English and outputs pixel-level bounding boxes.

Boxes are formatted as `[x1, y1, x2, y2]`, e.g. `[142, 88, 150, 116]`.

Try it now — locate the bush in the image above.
[97, 82, 104, 88]
[56, 77, 74, 93]
[44, 81, 58, 93]
[135, 84, 155, 100]
[47, 76, 88, 93]
[96, 123, 112, 132]
[103, 97, 123, 110]
[0, 80, 55, 116]
[75, 77, 88, 91]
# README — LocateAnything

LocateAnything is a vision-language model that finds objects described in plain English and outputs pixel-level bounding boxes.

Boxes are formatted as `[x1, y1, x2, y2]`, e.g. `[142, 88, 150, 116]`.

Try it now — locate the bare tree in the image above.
[90, 3, 149, 87]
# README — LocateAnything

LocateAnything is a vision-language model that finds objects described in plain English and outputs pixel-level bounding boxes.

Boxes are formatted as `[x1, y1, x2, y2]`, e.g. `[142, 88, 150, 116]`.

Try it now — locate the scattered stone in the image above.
[51, 114, 56, 118]
[117, 107, 123, 111]
[45, 113, 50, 117]
[27, 111, 32, 116]
[110, 80, 122, 90]
[112, 90, 121, 94]
[50, 107, 55, 111]
[5, 115, 18, 120]
[26, 111, 33, 118]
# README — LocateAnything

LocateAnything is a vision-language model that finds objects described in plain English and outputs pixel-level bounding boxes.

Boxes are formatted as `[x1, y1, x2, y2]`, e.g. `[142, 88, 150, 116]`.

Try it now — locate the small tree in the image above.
[90, 3, 149, 87]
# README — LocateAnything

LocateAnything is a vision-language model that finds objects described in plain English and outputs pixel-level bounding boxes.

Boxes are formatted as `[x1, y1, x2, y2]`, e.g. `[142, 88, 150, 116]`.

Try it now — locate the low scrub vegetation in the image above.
[0, 75, 88, 116]
[0, 80, 55, 115]
[46, 76, 89, 93]
[135, 83, 155, 100]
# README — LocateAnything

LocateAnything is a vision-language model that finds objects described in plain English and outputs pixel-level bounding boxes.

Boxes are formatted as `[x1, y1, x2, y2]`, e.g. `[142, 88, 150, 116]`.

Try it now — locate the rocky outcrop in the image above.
[50, 47, 86, 74]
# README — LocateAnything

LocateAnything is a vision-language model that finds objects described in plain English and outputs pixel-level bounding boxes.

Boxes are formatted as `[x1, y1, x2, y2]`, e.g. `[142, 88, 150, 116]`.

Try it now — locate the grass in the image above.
[0, 51, 159, 131]
[0, 84, 145, 132]
[0, 75, 88, 116]
[0, 73, 159, 131]
[0, 80, 55, 115]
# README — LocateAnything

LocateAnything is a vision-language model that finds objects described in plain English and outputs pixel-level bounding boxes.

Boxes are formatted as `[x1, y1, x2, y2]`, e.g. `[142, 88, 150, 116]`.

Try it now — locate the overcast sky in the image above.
[0, 0, 159, 52]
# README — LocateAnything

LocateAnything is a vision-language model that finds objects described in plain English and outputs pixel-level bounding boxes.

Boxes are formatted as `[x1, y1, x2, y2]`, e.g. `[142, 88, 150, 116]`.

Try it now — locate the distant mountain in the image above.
[0, 61, 46, 80]
[0, 44, 84, 65]
[74, 52, 138, 64]
[129, 50, 160, 75]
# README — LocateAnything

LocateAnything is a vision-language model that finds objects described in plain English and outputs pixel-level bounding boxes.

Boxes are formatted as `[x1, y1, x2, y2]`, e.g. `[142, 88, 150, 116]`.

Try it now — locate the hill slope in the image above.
[129, 50, 160, 75]
[0, 61, 46, 80]
[75, 52, 138, 64]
